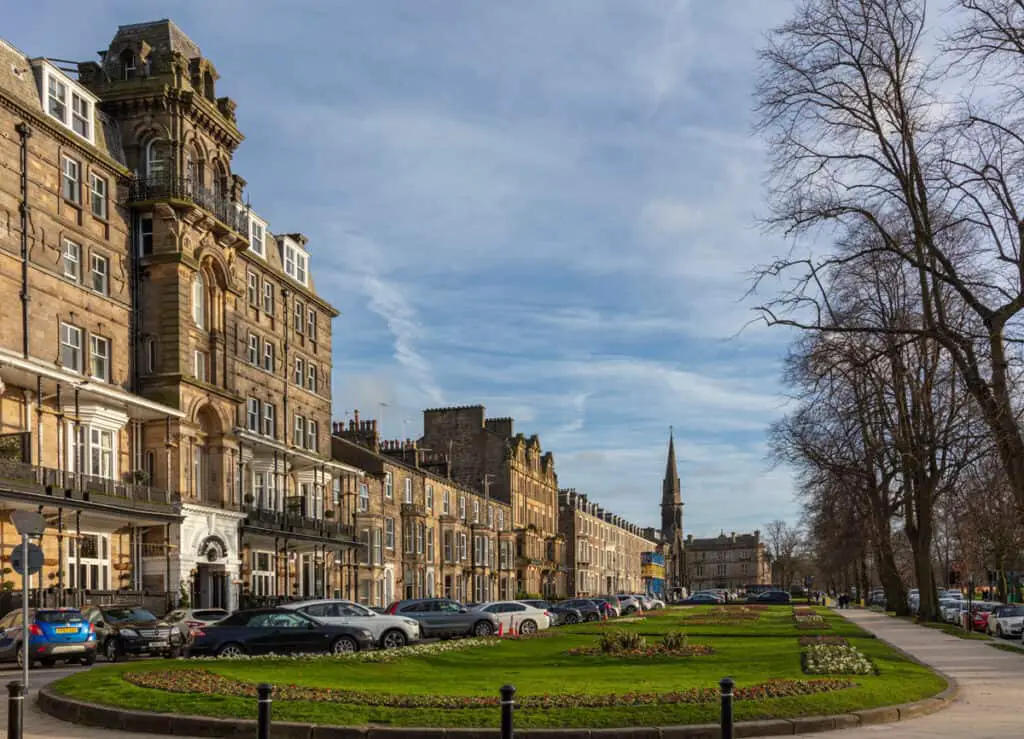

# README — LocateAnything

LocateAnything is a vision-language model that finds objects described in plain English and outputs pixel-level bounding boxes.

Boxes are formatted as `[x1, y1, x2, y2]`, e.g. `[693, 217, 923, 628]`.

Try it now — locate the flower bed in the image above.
[565, 644, 715, 658]
[793, 608, 829, 629]
[802, 643, 876, 675]
[124, 669, 856, 709]
[683, 606, 762, 625]
[799, 635, 849, 646]
[183, 638, 499, 663]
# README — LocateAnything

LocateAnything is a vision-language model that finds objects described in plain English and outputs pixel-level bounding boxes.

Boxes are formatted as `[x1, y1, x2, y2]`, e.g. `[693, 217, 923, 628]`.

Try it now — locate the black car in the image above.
[521, 599, 583, 626]
[754, 591, 793, 604]
[82, 604, 183, 662]
[187, 608, 375, 658]
[559, 599, 603, 622]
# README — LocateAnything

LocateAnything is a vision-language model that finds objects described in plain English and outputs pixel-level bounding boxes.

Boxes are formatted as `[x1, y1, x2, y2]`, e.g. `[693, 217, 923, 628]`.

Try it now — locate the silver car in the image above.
[282, 599, 422, 649]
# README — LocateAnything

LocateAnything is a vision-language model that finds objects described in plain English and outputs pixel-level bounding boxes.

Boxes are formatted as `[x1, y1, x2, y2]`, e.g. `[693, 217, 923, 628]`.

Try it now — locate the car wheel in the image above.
[565, 613, 579, 625]
[381, 629, 407, 649]
[997, 625, 1004, 638]
[519, 619, 537, 635]
[15, 645, 24, 669]
[586, 613, 600, 622]
[104, 638, 121, 663]
[165, 647, 183, 659]
[473, 620, 493, 637]
[331, 637, 358, 655]
[215, 642, 246, 658]
[80, 652, 96, 666]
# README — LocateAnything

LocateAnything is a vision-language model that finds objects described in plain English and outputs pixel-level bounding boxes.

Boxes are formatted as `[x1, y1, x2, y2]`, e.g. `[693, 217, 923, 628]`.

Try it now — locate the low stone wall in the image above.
[36, 680, 959, 739]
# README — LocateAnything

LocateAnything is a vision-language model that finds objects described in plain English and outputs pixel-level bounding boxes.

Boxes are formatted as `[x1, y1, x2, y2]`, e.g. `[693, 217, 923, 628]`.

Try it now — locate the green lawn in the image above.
[51, 606, 946, 729]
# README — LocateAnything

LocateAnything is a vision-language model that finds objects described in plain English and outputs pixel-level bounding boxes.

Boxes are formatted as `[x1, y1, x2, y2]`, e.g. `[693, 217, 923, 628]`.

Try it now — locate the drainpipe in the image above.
[16, 122, 32, 358]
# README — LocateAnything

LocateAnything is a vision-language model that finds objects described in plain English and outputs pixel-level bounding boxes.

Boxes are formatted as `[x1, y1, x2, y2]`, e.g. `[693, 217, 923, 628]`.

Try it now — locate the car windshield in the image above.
[101, 606, 157, 622]
[36, 610, 83, 623]
[1001, 606, 1024, 617]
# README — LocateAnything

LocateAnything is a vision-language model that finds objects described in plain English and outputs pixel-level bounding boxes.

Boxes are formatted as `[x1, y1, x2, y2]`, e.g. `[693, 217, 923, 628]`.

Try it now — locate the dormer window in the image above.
[249, 217, 266, 258]
[40, 64, 95, 144]
[120, 50, 137, 80]
[282, 240, 309, 286]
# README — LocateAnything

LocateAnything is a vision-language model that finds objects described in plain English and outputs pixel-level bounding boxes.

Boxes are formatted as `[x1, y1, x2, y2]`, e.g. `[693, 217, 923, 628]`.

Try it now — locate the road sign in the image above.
[10, 511, 46, 537]
[10, 543, 43, 576]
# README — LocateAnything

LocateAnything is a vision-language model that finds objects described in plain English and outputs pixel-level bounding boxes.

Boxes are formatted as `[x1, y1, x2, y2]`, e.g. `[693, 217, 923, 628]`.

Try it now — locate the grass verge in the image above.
[51, 606, 946, 729]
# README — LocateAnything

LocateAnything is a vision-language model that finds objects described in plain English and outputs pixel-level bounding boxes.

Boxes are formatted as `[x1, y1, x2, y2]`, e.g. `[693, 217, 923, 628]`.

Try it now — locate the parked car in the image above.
[987, 605, 1024, 638]
[970, 602, 1003, 632]
[682, 592, 723, 605]
[645, 596, 666, 610]
[385, 598, 499, 638]
[559, 598, 604, 622]
[755, 591, 792, 604]
[615, 594, 643, 614]
[281, 599, 421, 648]
[164, 607, 230, 643]
[187, 608, 374, 657]
[591, 597, 620, 617]
[82, 604, 184, 662]
[0, 607, 96, 667]
[470, 601, 551, 634]
[521, 599, 582, 626]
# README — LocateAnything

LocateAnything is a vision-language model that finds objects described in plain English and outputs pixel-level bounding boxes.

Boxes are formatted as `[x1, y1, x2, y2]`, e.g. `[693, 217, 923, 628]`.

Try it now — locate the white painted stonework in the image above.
[176, 502, 248, 610]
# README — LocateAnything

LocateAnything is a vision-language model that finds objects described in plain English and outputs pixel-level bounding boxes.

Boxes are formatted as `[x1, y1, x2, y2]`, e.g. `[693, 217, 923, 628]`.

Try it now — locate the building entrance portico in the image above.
[177, 505, 247, 611]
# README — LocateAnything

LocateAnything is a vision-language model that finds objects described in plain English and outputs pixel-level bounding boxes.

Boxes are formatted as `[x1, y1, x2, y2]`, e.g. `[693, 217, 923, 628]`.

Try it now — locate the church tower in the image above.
[661, 429, 685, 595]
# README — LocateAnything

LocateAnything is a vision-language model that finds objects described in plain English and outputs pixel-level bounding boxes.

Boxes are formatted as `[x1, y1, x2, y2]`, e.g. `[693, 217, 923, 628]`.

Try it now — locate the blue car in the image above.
[0, 608, 97, 667]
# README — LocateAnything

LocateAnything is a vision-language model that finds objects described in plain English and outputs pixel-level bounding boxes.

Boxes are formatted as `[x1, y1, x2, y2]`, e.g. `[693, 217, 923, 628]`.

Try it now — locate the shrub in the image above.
[662, 631, 689, 650]
[598, 630, 647, 653]
[802, 643, 875, 675]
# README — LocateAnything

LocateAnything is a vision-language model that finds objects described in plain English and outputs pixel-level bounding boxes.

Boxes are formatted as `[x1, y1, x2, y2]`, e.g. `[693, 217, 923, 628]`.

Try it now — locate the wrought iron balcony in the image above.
[242, 505, 354, 542]
[128, 173, 249, 236]
[0, 460, 179, 512]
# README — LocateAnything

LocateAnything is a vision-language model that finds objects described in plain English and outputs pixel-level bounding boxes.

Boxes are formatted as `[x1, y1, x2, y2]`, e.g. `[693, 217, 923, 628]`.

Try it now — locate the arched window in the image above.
[119, 49, 137, 80]
[145, 139, 165, 180]
[192, 272, 206, 328]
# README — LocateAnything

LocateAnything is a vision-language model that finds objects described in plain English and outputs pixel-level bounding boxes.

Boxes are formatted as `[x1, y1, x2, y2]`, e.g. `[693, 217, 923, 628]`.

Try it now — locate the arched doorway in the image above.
[192, 534, 231, 609]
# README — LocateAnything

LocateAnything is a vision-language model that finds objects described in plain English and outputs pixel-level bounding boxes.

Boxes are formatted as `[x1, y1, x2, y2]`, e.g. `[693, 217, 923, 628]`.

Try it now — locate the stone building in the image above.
[0, 39, 185, 613]
[684, 531, 771, 592]
[558, 489, 656, 596]
[417, 406, 567, 598]
[332, 412, 516, 606]
[0, 20, 362, 614]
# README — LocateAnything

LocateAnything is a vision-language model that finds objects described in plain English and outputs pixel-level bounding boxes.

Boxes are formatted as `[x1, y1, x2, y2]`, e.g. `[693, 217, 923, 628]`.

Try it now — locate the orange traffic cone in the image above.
[497, 621, 504, 637]
[603, 608, 609, 621]
[509, 618, 517, 637]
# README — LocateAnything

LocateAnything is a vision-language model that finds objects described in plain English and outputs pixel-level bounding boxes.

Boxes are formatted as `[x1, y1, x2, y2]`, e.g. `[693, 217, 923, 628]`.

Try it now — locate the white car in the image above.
[987, 605, 1024, 638]
[282, 599, 422, 649]
[470, 601, 551, 634]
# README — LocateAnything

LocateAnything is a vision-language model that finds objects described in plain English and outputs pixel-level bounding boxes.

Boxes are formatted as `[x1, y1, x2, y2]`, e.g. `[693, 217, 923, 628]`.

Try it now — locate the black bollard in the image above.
[719, 677, 734, 739]
[500, 684, 516, 739]
[257, 683, 272, 739]
[7, 680, 24, 739]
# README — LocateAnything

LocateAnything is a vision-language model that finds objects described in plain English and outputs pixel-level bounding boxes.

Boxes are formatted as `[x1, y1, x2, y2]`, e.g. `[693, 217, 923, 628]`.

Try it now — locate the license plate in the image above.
[55, 627, 77, 634]
[148, 641, 169, 648]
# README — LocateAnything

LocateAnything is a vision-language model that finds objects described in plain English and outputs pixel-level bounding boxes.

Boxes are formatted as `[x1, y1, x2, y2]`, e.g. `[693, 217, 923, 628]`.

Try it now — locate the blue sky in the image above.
[9, 0, 799, 536]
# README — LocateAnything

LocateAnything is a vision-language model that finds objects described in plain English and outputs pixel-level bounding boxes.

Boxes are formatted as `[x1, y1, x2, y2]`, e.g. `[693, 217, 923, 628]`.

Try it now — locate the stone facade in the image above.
[685, 531, 771, 592]
[559, 489, 657, 596]
[0, 21, 362, 615]
[418, 406, 567, 598]
[332, 413, 516, 606]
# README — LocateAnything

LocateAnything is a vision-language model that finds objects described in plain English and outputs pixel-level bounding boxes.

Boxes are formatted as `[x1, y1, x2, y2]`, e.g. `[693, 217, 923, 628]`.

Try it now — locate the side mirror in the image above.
[459, 608, 467, 614]
[95, 621, 105, 628]
[307, 622, 317, 630]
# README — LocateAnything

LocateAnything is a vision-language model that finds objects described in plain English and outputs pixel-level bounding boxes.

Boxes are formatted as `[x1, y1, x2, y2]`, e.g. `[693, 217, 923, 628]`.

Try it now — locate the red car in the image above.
[971, 603, 1002, 631]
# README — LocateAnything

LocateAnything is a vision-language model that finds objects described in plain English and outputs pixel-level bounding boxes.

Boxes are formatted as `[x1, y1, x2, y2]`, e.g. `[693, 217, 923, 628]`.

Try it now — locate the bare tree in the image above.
[764, 519, 804, 590]
[753, 0, 1024, 515]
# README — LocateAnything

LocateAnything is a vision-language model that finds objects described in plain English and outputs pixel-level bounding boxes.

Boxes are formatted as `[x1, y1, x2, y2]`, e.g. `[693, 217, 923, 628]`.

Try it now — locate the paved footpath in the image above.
[3, 609, 1021, 738]
[832, 609, 1020, 738]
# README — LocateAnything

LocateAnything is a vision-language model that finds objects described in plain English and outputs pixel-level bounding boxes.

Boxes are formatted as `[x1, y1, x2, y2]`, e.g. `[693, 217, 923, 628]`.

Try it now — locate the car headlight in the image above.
[360, 629, 373, 638]
[403, 619, 418, 628]
[120, 628, 138, 638]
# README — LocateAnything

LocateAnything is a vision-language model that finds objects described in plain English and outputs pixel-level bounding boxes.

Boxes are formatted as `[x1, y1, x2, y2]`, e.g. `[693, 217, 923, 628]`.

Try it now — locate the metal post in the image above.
[7, 680, 24, 739]
[719, 677, 734, 739]
[257, 683, 272, 739]
[500, 684, 515, 739]
[21, 535, 30, 690]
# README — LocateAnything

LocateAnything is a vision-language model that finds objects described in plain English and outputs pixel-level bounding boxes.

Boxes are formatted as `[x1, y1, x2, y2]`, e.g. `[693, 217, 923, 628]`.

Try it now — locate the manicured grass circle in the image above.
[51, 606, 948, 729]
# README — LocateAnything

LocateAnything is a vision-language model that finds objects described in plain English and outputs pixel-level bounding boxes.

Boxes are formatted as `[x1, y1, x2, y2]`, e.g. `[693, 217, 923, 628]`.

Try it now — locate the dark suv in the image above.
[82, 604, 183, 662]
[385, 598, 498, 638]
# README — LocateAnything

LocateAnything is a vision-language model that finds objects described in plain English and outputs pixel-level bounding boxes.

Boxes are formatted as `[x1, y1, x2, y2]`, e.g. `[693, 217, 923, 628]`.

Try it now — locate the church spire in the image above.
[665, 426, 678, 487]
